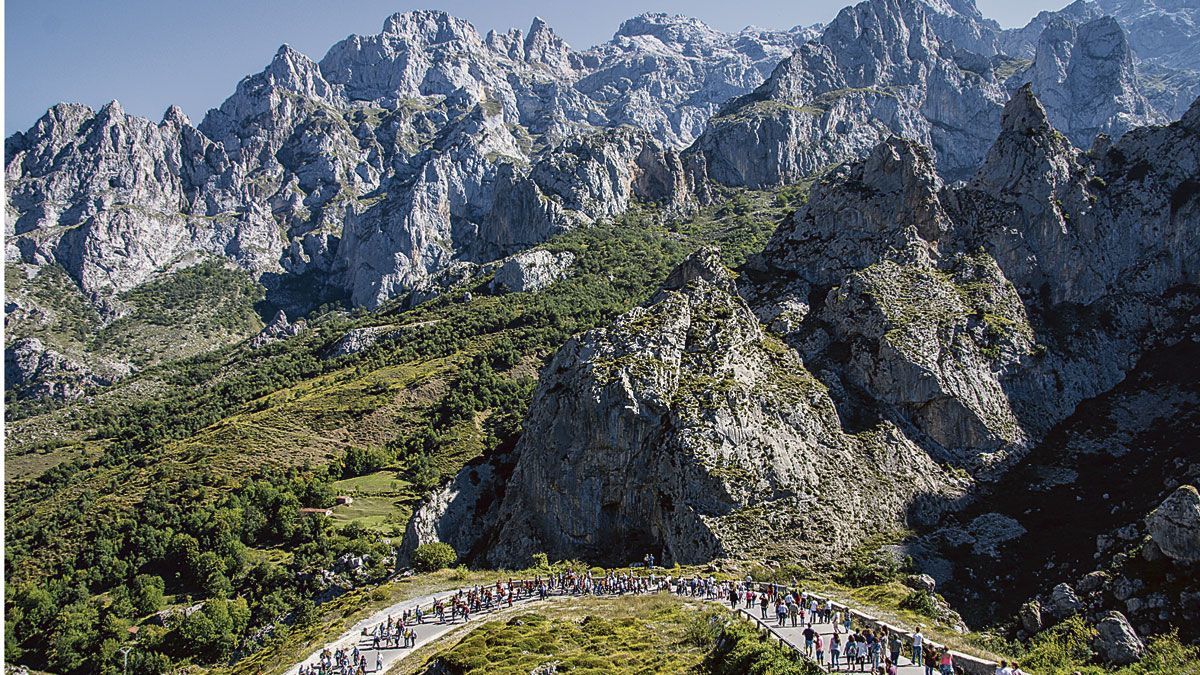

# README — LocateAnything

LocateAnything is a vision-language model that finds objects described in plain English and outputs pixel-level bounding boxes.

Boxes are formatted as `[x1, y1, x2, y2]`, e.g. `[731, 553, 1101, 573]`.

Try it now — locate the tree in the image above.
[193, 551, 232, 598]
[174, 597, 247, 662]
[48, 600, 100, 674]
[411, 543, 457, 572]
[131, 574, 166, 615]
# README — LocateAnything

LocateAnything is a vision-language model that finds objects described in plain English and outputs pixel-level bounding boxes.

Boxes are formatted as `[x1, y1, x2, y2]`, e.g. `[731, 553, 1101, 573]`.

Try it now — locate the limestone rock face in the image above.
[7, 9, 801, 319]
[1018, 600, 1043, 633]
[4, 337, 116, 401]
[5, 101, 263, 301]
[250, 310, 305, 349]
[1001, 0, 1200, 122]
[7, 3, 1186, 402]
[692, 0, 1172, 188]
[407, 248, 963, 566]
[756, 86, 1199, 480]
[1093, 611, 1146, 665]
[490, 250, 575, 294]
[1017, 17, 1163, 147]
[692, 0, 1007, 184]
[1146, 485, 1200, 564]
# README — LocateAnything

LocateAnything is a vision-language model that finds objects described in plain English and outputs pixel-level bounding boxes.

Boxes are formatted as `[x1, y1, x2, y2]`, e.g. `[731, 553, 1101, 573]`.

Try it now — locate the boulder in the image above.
[490, 250, 576, 294]
[1018, 600, 1042, 634]
[1093, 611, 1145, 665]
[1047, 583, 1083, 620]
[1076, 570, 1109, 595]
[1145, 485, 1200, 564]
[326, 325, 399, 358]
[905, 574, 937, 593]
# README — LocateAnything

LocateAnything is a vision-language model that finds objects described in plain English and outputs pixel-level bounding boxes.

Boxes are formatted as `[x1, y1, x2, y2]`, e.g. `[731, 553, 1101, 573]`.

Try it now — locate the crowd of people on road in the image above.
[296, 565, 1014, 675]
[716, 578, 1030, 675]
[296, 569, 683, 675]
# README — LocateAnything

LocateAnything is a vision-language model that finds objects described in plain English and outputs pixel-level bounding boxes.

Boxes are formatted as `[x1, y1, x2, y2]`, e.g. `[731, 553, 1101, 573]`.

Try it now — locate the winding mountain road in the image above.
[284, 578, 997, 675]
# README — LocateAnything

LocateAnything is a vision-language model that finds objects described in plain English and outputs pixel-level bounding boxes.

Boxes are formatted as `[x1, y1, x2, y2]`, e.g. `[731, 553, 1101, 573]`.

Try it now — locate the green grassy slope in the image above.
[3, 188, 792, 674]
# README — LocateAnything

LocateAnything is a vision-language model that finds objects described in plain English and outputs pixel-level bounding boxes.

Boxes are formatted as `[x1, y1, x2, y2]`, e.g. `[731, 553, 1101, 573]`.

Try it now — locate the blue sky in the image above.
[5, 0, 1062, 136]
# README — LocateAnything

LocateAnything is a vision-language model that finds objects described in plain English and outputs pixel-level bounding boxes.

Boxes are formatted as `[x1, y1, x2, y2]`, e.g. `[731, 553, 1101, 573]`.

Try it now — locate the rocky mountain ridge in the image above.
[4, 0, 1196, 404]
[410, 86, 1200, 584]
[691, 0, 1166, 187]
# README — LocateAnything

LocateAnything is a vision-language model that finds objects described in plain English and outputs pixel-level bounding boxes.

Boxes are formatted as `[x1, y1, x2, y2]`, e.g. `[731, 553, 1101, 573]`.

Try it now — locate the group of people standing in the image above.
[297, 568, 1011, 675]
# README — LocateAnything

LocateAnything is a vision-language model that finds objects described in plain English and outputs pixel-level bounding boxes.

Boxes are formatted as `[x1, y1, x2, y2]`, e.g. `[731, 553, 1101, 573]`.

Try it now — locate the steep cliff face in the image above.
[691, 0, 1170, 188]
[412, 87, 1200, 570]
[5, 101, 268, 299]
[1010, 17, 1162, 147]
[405, 248, 964, 567]
[1000, 0, 1200, 122]
[691, 0, 1007, 185]
[5, 11, 805, 310]
[1004, 0, 1200, 74]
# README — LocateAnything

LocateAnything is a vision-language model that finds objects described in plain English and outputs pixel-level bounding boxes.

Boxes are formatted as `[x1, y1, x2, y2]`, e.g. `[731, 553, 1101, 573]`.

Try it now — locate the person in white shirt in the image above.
[995, 660, 1013, 675]
[912, 626, 924, 666]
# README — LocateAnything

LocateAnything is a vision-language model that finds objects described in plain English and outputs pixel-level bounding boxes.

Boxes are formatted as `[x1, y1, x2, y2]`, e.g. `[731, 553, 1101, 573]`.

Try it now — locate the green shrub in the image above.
[899, 590, 939, 618]
[531, 552, 550, 570]
[836, 549, 899, 587]
[1126, 630, 1200, 674]
[704, 618, 822, 675]
[1022, 615, 1096, 673]
[683, 611, 726, 648]
[411, 543, 457, 572]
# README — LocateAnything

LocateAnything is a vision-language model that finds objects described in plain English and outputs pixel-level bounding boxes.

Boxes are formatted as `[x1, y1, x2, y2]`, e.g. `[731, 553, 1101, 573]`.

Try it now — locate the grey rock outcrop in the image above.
[1093, 611, 1145, 665]
[1093, 0, 1200, 72]
[1146, 485, 1200, 564]
[692, 0, 1008, 184]
[490, 250, 575, 294]
[692, 0, 1172, 189]
[1015, 17, 1163, 147]
[1047, 582, 1084, 620]
[325, 326, 402, 358]
[1018, 600, 1042, 633]
[905, 573, 938, 593]
[1001, 0, 1200, 122]
[1005, 0, 1200, 73]
[250, 310, 305, 349]
[4, 337, 115, 401]
[406, 248, 964, 566]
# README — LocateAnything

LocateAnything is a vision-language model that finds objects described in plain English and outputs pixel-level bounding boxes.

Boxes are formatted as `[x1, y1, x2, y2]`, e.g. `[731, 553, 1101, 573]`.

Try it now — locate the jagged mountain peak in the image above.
[97, 99, 125, 119]
[160, 104, 191, 127]
[999, 82, 1053, 135]
[657, 246, 735, 296]
[971, 84, 1083, 204]
[378, 9, 481, 45]
[614, 12, 719, 42]
[264, 43, 335, 97]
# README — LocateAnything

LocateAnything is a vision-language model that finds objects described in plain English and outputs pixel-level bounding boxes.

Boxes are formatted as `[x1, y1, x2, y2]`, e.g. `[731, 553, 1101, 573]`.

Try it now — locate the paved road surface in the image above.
[732, 603, 934, 674]
[286, 582, 968, 675]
